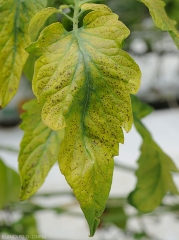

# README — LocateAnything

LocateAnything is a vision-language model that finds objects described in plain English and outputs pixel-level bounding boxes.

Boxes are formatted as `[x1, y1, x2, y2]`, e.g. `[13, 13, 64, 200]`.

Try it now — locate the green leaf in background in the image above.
[26, 4, 141, 236]
[165, 0, 179, 29]
[0, 159, 8, 209]
[12, 214, 43, 240]
[6, 166, 21, 203]
[106, 0, 148, 29]
[100, 198, 128, 229]
[19, 99, 64, 201]
[23, 55, 37, 82]
[0, 159, 20, 209]
[140, 0, 179, 49]
[131, 94, 153, 119]
[0, 0, 47, 108]
[133, 232, 148, 239]
[129, 96, 179, 212]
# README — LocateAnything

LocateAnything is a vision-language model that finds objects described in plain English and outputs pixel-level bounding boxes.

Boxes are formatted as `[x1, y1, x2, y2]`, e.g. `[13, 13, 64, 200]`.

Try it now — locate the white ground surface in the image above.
[0, 108, 179, 240]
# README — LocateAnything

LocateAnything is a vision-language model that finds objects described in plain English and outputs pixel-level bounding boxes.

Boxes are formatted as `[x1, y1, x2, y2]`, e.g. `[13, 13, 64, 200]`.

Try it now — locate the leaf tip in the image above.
[19, 187, 26, 201]
[19, 183, 33, 202]
[19, 193, 26, 202]
[89, 217, 100, 237]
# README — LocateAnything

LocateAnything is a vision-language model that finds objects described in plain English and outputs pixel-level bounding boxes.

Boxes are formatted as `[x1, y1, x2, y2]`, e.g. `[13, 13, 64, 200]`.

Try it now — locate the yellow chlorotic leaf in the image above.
[19, 99, 64, 201]
[27, 6, 141, 236]
[81, 3, 112, 13]
[26, 22, 67, 56]
[0, 0, 47, 108]
[28, 7, 59, 41]
[140, 0, 179, 49]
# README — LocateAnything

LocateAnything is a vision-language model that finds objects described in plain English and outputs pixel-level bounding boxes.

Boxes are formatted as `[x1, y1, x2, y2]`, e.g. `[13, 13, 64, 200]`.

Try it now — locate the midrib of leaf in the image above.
[82, 49, 123, 103]
[78, 28, 134, 95]
[0, 1, 24, 64]
[1, 1, 21, 103]
[76, 35, 93, 158]
[71, 32, 102, 215]
[74, 30, 125, 150]
[12, 0, 20, 65]
[77, 35, 130, 132]
[72, 2, 92, 146]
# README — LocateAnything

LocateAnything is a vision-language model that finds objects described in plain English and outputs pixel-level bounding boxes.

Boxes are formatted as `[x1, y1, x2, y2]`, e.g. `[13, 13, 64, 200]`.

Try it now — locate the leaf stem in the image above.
[73, 0, 80, 31]
[76, 9, 86, 19]
[59, 11, 73, 22]
[114, 162, 136, 172]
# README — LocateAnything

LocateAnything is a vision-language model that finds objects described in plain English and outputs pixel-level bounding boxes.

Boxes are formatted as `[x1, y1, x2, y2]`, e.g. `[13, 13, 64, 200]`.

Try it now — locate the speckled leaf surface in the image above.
[19, 99, 64, 201]
[26, 4, 141, 236]
[28, 7, 59, 41]
[0, 0, 47, 108]
[129, 96, 179, 212]
[81, 2, 112, 12]
[140, 0, 179, 49]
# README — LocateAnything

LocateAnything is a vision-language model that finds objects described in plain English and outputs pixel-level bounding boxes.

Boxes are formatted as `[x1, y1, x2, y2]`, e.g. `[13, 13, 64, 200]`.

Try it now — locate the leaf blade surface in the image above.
[27, 5, 141, 236]
[28, 7, 59, 41]
[19, 99, 64, 201]
[0, 0, 47, 108]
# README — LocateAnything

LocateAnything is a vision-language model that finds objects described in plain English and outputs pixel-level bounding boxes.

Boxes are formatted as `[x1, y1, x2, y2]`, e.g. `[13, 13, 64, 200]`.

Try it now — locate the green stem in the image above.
[59, 11, 73, 22]
[73, 0, 80, 31]
[76, 9, 86, 19]
[114, 162, 136, 172]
